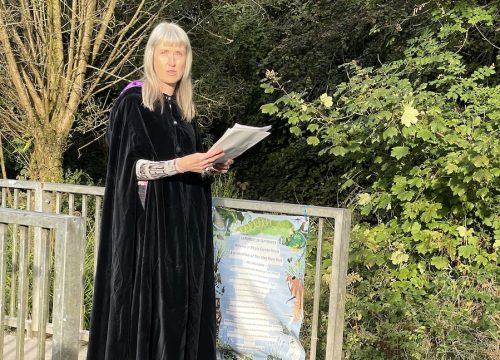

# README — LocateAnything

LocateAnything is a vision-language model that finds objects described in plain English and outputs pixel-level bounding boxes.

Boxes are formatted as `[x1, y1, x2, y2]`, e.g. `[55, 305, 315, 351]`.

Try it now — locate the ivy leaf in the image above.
[391, 146, 410, 160]
[401, 101, 419, 127]
[260, 103, 279, 114]
[390, 250, 409, 265]
[320, 93, 333, 108]
[431, 256, 449, 269]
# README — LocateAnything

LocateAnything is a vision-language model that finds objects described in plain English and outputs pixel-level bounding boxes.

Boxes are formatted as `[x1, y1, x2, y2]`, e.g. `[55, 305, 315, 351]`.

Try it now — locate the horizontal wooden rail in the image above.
[0, 208, 85, 360]
[1, 179, 351, 359]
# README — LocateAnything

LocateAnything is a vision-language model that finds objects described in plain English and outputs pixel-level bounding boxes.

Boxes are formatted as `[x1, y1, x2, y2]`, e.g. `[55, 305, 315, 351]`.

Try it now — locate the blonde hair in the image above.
[142, 22, 195, 121]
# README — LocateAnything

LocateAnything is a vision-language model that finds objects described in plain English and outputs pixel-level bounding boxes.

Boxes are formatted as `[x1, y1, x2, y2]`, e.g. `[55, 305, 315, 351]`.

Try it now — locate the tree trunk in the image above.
[29, 131, 64, 182]
[0, 1, 162, 184]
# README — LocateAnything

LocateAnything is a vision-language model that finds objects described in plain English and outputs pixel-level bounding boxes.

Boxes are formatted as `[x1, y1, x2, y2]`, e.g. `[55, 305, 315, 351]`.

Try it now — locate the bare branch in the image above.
[19, 0, 37, 57]
[9, 30, 45, 91]
[0, 10, 36, 124]
[0, 0, 165, 180]
[83, 16, 155, 99]
[58, 0, 97, 136]
[475, 24, 500, 50]
[20, 66, 47, 122]
[91, 0, 117, 63]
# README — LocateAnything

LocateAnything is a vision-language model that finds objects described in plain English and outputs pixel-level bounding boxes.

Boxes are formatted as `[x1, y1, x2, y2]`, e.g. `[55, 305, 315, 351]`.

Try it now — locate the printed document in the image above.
[210, 123, 271, 164]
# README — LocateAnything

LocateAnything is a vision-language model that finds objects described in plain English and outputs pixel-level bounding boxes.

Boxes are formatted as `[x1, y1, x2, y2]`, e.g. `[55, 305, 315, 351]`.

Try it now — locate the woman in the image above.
[87, 22, 232, 359]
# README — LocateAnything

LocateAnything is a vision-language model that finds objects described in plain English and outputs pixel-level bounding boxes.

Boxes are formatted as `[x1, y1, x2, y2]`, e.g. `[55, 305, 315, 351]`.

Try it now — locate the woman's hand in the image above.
[211, 159, 234, 174]
[176, 148, 224, 173]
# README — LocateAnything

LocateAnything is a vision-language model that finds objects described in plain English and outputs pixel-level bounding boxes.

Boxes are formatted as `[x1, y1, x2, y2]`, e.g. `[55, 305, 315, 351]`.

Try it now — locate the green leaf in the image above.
[401, 101, 419, 127]
[417, 128, 433, 141]
[383, 127, 398, 140]
[458, 245, 478, 259]
[358, 193, 371, 205]
[260, 83, 275, 94]
[260, 103, 279, 114]
[475, 254, 488, 266]
[398, 267, 410, 280]
[306, 136, 320, 146]
[299, 113, 312, 121]
[307, 123, 319, 132]
[22, 138, 33, 153]
[476, 188, 489, 199]
[456, 226, 467, 237]
[444, 163, 459, 174]
[320, 93, 333, 108]
[391, 146, 410, 160]
[290, 126, 302, 136]
[331, 146, 347, 156]
[431, 256, 449, 269]
[390, 250, 409, 265]
[471, 155, 489, 168]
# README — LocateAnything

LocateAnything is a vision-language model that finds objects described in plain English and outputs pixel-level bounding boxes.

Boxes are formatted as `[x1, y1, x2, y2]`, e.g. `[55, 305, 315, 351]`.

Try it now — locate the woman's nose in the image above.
[167, 53, 175, 66]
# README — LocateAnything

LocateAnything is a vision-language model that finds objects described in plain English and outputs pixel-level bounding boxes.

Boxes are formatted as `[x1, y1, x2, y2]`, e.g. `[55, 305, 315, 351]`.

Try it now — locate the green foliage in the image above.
[261, 3, 499, 358]
[211, 171, 241, 199]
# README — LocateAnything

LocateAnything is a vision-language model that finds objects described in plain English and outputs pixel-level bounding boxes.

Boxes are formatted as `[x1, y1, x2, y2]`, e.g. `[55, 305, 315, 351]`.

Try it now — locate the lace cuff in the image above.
[136, 159, 179, 180]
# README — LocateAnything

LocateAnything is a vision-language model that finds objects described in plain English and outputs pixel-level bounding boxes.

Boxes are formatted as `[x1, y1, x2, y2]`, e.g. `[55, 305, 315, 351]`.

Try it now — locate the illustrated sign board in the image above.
[213, 207, 309, 360]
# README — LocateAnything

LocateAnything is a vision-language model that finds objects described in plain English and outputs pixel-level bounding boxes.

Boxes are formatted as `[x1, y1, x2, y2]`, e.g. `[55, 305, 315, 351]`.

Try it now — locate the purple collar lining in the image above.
[120, 80, 143, 95]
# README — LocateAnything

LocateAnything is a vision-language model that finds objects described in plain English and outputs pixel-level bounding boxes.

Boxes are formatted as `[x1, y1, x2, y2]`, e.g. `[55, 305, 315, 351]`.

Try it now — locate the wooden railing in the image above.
[0, 208, 85, 359]
[0, 179, 351, 359]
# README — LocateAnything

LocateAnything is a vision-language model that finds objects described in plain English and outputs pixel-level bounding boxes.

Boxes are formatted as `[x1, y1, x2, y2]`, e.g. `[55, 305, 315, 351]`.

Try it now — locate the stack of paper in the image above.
[210, 123, 271, 164]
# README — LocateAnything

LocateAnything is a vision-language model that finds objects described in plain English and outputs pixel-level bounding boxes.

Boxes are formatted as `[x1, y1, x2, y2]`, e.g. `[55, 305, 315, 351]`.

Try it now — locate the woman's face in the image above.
[153, 42, 187, 94]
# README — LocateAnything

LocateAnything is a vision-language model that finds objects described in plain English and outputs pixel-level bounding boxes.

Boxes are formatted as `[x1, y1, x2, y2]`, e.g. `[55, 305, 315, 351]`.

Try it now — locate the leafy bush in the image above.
[261, 3, 499, 359]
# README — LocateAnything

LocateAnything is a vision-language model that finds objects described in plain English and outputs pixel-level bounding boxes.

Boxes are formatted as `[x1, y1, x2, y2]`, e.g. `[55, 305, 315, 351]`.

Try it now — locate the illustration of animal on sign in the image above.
[213, 207, 244, 234]
[286, 274, 304, 332]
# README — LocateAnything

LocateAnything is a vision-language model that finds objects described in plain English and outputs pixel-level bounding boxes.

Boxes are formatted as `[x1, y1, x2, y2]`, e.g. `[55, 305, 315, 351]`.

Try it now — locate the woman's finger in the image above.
[206, 147, 224, 158]
[205, 152, 225, 163]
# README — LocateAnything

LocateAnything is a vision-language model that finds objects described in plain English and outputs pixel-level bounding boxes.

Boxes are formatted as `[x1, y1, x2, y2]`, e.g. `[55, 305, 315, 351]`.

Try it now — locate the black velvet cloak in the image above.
[87, 87, 216, 360]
